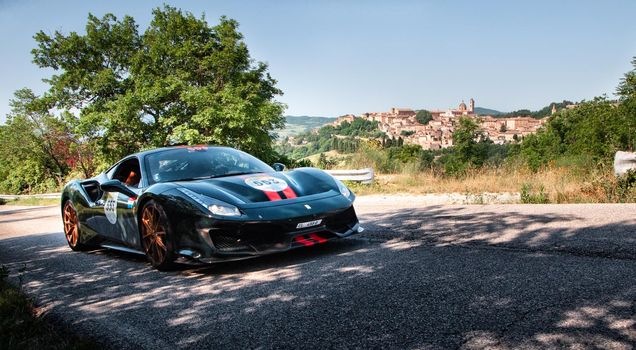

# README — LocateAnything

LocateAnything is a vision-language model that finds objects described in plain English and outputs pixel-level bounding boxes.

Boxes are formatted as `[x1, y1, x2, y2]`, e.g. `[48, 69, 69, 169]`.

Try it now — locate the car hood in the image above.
[173, 170, 339, 207]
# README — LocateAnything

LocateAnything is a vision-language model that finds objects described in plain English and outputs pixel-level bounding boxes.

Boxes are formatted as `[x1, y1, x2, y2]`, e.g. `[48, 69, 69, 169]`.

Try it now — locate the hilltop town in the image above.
[328, 99, 553, 150]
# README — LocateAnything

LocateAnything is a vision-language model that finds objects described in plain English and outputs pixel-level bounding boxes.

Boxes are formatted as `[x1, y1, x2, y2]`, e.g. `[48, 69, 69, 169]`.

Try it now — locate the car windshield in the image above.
[145, 146, 274, 184]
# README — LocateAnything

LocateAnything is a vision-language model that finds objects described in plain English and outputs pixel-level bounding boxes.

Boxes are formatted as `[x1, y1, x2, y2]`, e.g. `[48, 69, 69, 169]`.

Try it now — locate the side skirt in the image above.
[99, 243, 145, 256]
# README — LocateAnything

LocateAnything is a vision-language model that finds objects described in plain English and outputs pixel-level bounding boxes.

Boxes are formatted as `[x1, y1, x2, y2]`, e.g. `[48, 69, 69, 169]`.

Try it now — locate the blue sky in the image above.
[1, 0, 635, 121]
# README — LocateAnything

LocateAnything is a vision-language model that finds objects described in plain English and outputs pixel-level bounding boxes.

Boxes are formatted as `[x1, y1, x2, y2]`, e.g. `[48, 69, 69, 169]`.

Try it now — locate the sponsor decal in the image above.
[126, 199, 136, 209]
[294, 235, 315, 247]
[104, 192, 118, 224]
[293, 233, 328, 246]
[245, 175, 289, 192]
[309, 233, 328, 244]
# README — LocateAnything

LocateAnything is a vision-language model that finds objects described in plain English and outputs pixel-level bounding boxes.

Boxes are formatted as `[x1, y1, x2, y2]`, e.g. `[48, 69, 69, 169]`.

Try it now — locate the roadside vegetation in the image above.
[0, 266, 93, 350]
[274, 57, 636, 203]
[0, 6, 289, 195]
[1, 5, 636, 204]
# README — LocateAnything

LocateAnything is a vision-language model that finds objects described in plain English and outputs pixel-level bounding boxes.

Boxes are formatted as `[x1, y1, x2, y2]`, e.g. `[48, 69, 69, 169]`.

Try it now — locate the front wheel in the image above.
[63, 201, 89, 251]
[140, 200, 175, 270]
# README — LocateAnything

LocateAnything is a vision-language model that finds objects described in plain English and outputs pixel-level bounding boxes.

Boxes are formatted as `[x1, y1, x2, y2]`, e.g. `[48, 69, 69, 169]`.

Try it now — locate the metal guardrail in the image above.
[325, 168, 374, 184]
[0, 193, 61, 200]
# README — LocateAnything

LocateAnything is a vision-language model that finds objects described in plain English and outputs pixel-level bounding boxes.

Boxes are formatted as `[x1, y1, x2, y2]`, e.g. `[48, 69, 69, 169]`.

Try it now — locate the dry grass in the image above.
[347, 166, 631, 203]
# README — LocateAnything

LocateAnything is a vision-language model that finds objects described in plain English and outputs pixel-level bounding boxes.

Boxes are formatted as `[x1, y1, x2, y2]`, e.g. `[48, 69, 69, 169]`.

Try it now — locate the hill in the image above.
[474, 107, 504, 115]
[276, 115, 336, 138]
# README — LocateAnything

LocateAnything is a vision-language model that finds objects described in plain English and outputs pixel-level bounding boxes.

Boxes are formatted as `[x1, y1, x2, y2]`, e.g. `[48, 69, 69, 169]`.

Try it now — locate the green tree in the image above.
[0, 89, 77, 193]
[31, 6, 285, 165]
[415, 110, 433, 125]
[453, 117, 485, 165]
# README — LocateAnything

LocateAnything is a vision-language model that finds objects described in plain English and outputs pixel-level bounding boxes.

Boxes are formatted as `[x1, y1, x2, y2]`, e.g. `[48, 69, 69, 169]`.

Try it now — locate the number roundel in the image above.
[245, 176, 289, 192]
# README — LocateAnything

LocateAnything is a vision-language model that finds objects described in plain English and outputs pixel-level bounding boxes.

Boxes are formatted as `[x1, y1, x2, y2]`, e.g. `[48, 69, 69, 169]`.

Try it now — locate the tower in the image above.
[551, 103, 557, 115]
[469, 98, 475, 113]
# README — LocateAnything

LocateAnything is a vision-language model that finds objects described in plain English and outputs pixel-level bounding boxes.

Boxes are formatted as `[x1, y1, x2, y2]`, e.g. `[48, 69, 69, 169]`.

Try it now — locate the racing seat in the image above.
[124, 170, 140, 187]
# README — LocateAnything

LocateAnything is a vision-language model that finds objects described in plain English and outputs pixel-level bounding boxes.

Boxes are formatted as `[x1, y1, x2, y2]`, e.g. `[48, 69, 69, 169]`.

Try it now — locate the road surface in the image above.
[1, 197, 635, 349]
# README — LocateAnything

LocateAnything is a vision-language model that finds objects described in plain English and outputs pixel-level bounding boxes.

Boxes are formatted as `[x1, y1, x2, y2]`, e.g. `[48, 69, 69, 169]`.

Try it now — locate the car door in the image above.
[100, 157, 143, 247]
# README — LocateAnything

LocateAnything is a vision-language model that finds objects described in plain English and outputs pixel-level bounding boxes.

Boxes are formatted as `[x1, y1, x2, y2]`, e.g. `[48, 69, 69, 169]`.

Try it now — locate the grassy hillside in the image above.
[276, 116, 335, 138]
[473, 107, 503, 115]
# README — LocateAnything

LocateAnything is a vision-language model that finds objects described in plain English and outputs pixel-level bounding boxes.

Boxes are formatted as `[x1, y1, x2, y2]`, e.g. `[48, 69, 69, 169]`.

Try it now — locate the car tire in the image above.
[62, 201, 90, 251]
[140, 200, 176, 270]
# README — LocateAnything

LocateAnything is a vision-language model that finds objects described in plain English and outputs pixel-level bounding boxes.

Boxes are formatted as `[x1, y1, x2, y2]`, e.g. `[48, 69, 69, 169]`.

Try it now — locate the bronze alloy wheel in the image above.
[63, 201, 80, 248]
[141, 201, 173, 268]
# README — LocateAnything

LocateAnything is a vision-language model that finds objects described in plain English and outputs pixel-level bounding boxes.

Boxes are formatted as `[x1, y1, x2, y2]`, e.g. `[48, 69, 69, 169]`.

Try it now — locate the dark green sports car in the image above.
[61, 146, 361, 270]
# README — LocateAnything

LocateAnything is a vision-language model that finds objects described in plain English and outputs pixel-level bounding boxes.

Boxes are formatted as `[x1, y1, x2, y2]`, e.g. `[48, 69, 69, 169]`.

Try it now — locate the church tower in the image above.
[551, 103, 557, 115]
[469, 98, 475, 113]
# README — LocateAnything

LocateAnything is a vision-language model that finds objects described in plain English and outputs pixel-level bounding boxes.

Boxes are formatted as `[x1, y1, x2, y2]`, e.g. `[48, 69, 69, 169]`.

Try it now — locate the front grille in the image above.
[324, 206, 358, 233]
[209, 231, 252, 253]
[207, 206, 358, 254]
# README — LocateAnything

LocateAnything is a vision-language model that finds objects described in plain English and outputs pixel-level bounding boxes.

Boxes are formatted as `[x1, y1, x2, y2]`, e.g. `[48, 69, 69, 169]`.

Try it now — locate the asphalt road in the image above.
[1, 197, 636, 349]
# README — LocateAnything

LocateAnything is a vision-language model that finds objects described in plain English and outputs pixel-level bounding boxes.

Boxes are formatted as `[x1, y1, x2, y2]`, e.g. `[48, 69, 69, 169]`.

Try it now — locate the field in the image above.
[345, 166, 627, 204]
[276, 116, 335, 138]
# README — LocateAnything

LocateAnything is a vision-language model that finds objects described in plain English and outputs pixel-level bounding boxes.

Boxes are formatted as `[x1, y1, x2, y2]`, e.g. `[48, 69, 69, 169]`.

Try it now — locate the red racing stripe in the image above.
[294, 235, 315, 246]
[309, 233, 327, 244]
[263, 191, 282, 201]
[282, 187, 297, 199]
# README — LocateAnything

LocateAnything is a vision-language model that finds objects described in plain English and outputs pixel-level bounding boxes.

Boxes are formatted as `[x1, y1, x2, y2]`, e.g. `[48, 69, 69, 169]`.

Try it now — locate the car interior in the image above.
[112, 158, 142, 188]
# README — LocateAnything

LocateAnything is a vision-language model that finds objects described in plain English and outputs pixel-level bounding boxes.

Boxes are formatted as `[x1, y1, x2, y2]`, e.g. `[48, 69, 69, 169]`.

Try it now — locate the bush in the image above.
[520, 183, 550, 204]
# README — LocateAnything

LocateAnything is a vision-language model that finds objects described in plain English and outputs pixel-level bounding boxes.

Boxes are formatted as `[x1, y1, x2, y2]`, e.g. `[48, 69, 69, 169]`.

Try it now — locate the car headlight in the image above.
[178, 188, 242, 217]
[335, 178, 352, 199]
[208, 203, 241, 217]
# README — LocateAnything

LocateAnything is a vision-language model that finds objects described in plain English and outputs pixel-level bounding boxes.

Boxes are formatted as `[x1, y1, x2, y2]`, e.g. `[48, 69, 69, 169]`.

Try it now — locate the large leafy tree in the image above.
[31, 6, 285, 165]
[0, 89, 77, 193]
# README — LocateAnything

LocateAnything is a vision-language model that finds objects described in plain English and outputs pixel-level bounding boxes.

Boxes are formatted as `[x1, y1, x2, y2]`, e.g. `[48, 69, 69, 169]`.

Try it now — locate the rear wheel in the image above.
[140, 200, 175, 270]
[63, 201, 88, 251]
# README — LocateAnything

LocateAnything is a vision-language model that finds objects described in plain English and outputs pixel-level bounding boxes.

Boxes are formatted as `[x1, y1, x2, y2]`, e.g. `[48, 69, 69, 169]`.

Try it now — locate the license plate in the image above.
[296, 219, 322, 229]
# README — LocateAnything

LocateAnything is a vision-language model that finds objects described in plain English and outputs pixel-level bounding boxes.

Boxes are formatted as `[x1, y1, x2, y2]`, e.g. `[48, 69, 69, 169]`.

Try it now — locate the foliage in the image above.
[1, 6, 286, 194]
[519, 97, 626, 171]
[317, 153, 335, 169]
[440, 117, 491, 175]
[0, 89, 78, 194]
[277, 116, 335, 138]
[518, 54, 636, 172]
[330, 118, 382, 137]
[415, 110, 432, 125]
[520, 183, 550, 204]
[501, 100, 574, 118]
[35, 7, 283, 162]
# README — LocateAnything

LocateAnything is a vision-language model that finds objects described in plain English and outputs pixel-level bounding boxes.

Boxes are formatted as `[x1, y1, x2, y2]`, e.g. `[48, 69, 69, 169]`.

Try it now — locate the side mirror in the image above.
[272, 163, 286, 172]
[100, 180, 138, 199]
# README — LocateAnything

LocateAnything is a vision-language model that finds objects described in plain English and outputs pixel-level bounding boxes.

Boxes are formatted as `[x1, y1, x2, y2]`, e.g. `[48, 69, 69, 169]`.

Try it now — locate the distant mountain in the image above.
[474, 107, 504, 115]
[276, 115, 336, 138]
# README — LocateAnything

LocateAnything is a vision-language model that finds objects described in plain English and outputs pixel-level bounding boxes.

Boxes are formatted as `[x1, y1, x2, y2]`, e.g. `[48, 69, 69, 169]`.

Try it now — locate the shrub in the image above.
[520, 183, 550, 204]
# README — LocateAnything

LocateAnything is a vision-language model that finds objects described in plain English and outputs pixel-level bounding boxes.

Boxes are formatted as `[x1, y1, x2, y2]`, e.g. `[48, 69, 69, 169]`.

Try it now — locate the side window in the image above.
[111, 158, 142, 188]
